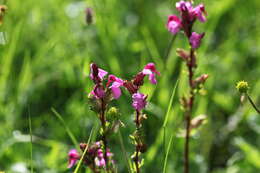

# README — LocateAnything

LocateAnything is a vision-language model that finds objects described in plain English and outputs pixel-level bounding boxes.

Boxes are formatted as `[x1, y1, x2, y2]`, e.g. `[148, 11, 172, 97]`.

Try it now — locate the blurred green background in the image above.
[0, 0, 260, 172]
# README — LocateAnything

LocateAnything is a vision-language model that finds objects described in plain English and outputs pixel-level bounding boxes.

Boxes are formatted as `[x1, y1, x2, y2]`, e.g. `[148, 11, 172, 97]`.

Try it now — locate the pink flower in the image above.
[95, 157, 106, 167]
[68, 149, 80, 168]
[97, 149, 104, 158]
[90, 63, 108, 82]
[90, 85, 106, 98]
[132, 93, 147, 111]
[107, 75, 124, 99]
[192, 4, 207, 22]
[176, 0, 192, 12]
[142, 63, 160, 84]
[167, 15, 182, 35]
[189, 32, 205, 49]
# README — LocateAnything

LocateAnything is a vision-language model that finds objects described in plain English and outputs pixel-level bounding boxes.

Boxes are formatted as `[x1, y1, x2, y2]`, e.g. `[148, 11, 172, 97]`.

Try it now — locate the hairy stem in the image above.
[134, 110, 141, 173]
[100, 98, 109, 172]
[184, 48, 195, 173]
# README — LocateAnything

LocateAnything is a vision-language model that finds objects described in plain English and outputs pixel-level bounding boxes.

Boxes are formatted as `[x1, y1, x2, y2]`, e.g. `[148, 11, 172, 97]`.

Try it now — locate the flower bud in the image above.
[194, 74, 209, 86]
[176, 48, 190, 60]
[190, 114, 207, 130]
[236, 81, 249, 93]
[107, 107, 120, 121]
[85, 8, 93, 25]
[0, 5, 7, 25]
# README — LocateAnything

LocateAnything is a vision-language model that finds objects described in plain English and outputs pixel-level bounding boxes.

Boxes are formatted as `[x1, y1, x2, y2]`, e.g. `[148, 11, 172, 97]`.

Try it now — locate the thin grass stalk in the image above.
[73, 128, 94, 173]
[28, 107, 33, 173]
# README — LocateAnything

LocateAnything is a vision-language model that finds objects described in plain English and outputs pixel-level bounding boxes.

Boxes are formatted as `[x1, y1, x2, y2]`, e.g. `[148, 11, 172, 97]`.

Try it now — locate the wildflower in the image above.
[189, 32, 205, 49]
[176, 1, 192, 12]
[91, 85, 106, 98]
[107, 75, 124, 99]
[142, 63, 160, 84]
[95, 157, 106, 167]
[90, 63, 108, 83]
[192, 4, 207, 22]
[68, 149, 80, 168]
[167, 15, 182, 35]
[236, 81, 249, 93]
[132, 93, 147, 111]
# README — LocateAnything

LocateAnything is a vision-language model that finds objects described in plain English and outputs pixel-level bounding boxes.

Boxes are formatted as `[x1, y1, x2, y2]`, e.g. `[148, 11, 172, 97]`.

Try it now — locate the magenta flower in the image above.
[97, 149, 104, 158]
[95, 157, 106, 167]
[107, 75, 124, 99]
[90, 85, 106, 98]
[142, 63, 160, 84]
[176, 0, 192, 12]
[167, 15, 182, 35]
[90, 63, 108, 82]
[68, 149, 80, 168]
[192, 4, 207, 22]
[189, 32, 205, 49]
[132, 93, 147, 111]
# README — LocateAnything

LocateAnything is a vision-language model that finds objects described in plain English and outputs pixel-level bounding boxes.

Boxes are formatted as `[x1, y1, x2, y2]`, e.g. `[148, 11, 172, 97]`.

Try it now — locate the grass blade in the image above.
[28, 107, 33, 173]
[73, 127, 94, 173]
[51, 108, 78, 148]
[163, 133, 174, 173]
[163, 79, 179, 128]
[118, 129, 132, 173]
[162, 80, 178, 168]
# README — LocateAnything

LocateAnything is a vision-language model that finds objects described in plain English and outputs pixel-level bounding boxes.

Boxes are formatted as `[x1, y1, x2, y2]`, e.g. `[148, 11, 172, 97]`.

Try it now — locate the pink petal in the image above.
[111, 86, 122, 99]
[167, 15, 182, 35]
[189, 32, 205, 49]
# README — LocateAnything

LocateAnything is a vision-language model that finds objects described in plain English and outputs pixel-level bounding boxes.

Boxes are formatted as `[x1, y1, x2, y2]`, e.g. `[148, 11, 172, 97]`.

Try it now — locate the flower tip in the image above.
[236, 81, 249, 93]
[167, 15, 182, 35]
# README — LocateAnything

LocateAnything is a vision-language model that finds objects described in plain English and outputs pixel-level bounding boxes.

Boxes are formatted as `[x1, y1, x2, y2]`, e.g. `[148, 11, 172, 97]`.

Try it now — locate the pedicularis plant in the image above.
[167, 1, 208, 173]
[67, 63, 160, 173]
[66, 0, 210, 172]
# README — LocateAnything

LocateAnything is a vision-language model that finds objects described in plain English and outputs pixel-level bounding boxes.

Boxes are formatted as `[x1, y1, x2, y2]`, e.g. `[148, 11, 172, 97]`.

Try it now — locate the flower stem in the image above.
[247, 94, 260, 114]
[100, 98, 109, 172]
[134, 110, 141, 173]
[184, 48, 195, 173]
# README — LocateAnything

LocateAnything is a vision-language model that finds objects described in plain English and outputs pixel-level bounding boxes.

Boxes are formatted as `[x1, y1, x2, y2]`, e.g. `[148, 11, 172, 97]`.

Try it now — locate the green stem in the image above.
[247, 94, 260, 114]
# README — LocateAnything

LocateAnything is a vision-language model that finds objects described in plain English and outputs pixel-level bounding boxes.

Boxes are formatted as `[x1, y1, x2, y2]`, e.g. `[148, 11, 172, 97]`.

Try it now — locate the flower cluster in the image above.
[167, 0, 207, 49]
[68, 141, 114, 171]
[68, 62, 160, 172]
[89, 62, 159, 111]
[123, 63, 160, 111]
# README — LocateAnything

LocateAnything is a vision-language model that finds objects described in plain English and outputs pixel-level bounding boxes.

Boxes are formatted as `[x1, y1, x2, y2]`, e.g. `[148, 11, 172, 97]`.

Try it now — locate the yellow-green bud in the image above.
[236, 81, 249, 93]
[107, 107, 120, 120]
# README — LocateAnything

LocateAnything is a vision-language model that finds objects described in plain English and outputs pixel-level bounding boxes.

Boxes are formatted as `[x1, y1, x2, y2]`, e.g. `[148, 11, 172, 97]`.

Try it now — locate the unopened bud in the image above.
[236, 81, 249, 93]
[80, 143, 88, 151]
[195, 74, 209, 84]
[190, 114, 207, 130]
[240, 94, 246, 104]
[85, 8, 93, 25]
[138, 143, 147, 153]
[176, 48, 190, 60]
[0, 5, 8, 25]
[107, 107, 120, 120]
[133, 72, 145, 87]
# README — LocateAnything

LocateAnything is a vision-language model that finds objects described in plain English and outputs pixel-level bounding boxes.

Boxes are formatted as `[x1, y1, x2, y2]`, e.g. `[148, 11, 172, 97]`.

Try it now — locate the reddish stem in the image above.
[184, 48, 195, 173]
[134, 110, 141, 173]
[100, 98, 109, 171]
